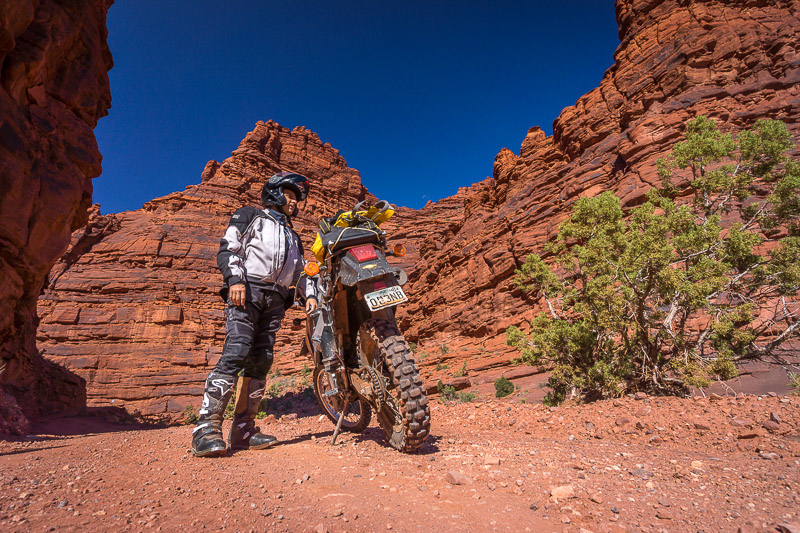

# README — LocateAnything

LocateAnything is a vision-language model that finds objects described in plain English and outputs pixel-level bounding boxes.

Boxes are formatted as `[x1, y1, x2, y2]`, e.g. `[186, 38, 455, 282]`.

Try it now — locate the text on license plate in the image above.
[364, 286, 408, 311]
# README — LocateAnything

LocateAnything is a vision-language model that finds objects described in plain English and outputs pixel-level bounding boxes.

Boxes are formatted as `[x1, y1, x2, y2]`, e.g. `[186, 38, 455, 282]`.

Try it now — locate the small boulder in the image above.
[550, 485, 576, 500]
[445, 471, 472, 485]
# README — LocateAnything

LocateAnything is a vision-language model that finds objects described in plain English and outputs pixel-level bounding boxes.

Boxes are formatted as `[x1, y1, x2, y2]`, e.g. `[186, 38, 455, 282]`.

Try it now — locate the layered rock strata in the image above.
[38, 0, 800, 416]
[0, 0, 113, 433]
[397, 0, 800, 343]
[37, 121, 377, 415]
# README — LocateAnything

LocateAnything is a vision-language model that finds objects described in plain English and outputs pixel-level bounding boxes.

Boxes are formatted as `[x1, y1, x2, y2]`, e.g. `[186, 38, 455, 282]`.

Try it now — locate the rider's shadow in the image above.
[258, 422, 441, 455]
[260, 388, 324, 421]
[258, 389, 442, 454]
[352, 428, 441, 455]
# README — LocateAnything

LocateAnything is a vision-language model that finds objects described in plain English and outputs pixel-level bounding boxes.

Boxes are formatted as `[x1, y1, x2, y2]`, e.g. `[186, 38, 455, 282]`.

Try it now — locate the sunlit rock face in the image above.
[0, 0, 113, 434]
[38, 0, 800, 417]
[37, 121, 377, 417]
[392, 0, 800, 346]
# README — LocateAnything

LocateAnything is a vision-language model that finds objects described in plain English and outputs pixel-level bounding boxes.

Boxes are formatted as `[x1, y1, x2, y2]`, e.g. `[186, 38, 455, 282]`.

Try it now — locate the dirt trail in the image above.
[2, 393, 799, 532]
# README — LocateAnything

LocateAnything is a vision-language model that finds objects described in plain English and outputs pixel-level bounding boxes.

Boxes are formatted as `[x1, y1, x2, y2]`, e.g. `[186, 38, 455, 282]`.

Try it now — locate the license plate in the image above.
[364, 286, 408, 311]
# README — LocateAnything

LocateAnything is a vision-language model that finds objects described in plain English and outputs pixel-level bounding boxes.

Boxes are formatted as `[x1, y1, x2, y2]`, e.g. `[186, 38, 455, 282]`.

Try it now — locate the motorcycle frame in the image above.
[302, 241, 406, 396]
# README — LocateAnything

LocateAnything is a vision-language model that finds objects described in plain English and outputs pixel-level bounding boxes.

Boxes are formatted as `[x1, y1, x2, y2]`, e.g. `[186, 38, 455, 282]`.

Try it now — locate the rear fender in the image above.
[336, 247, 401, 286]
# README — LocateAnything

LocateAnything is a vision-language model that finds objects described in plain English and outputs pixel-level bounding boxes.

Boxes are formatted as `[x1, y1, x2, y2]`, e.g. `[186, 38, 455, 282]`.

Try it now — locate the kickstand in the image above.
[330, 393, 351, 445]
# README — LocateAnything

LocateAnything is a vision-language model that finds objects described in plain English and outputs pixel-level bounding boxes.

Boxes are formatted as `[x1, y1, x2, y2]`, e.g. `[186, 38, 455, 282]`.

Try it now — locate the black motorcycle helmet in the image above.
[261, 171, 310, 216]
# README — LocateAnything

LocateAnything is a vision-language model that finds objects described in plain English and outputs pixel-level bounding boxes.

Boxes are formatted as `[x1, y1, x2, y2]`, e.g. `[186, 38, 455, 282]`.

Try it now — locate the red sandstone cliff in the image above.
[37, 121, 382, 416]
[395, 0, 800, 344]
[0, 0, 113, 434]
[37, 0, 800, 418]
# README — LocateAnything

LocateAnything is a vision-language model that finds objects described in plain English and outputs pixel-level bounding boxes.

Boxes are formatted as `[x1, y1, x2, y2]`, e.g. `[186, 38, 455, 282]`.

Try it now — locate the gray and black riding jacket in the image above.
[217, 206, 315, 302]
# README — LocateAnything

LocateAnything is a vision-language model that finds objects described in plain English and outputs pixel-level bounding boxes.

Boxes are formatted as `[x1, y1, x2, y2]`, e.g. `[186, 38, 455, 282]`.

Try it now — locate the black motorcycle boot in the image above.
[191, 372, 236, 457]
[229, 376, 277, 450]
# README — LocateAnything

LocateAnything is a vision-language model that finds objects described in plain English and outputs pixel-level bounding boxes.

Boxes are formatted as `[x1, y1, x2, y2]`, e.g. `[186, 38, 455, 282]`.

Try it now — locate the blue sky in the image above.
[93, 2, 620, 213]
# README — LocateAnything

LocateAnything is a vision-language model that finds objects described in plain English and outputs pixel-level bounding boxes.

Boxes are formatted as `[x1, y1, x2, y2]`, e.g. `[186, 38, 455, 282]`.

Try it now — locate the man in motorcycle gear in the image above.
[191, 171, 317, 457]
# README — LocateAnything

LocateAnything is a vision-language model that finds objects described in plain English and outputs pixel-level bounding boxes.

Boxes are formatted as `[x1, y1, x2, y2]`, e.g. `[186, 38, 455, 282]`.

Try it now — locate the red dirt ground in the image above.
[2, 392, 799, 533]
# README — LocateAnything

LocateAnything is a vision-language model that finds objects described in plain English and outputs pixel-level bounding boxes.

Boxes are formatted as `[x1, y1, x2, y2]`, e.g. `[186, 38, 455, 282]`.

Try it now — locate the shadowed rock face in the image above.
[0, 0, 113, 434]
[37, 0, 800, 417]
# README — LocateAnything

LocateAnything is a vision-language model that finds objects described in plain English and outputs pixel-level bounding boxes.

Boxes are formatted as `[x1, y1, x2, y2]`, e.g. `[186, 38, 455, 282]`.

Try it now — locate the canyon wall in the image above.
[37, 121, 381, 416]
[37, 0, 800, 417]
[0, 0, 113, 434]
[394, 0, 800, 344]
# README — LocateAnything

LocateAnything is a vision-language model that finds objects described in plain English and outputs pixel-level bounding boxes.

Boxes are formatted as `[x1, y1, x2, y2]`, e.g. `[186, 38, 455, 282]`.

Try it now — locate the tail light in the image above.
[350, 245, 378, 262]
[372, 280, 387, 291]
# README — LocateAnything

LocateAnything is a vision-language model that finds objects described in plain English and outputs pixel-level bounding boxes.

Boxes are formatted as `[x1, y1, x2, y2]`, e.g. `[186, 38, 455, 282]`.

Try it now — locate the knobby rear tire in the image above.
[358, 318, 430, 452]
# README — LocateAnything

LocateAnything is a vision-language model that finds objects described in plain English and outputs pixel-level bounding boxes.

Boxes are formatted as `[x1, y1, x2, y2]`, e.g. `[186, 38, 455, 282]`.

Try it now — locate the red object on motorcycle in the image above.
[372, 280, 387, 291]
[349, 245, 378, 262]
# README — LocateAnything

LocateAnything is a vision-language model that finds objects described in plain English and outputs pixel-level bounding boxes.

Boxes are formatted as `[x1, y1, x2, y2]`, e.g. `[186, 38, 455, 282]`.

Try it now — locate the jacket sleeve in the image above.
[217, 206, 257, 287]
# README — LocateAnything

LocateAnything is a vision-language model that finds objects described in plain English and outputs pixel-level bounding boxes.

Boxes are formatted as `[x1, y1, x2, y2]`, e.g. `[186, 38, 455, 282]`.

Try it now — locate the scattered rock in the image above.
[759, 452, 780, 460]
[634, 392, 648, 400]
[314, 523, 327, 533]
[636, 406, 652, 417]
[611, 506, 621, 514]
[629, 468, 653, 479]
[483, 456, 501, 466]
[656, 509, 674, 520]
[770, 412, 782, 424]
[615, 417, 631, 427]
[693, 422, 710, 431]
[776, 522, 800, 533]
[445, 471, 472, 485]
[737, 432, 759, 440]
[658, 498, 671, 507]
[550, 485, 576, 500]
[763, 420, 780, 432]
[731, 418, 753, 427]
[590, 493, 603, 504]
